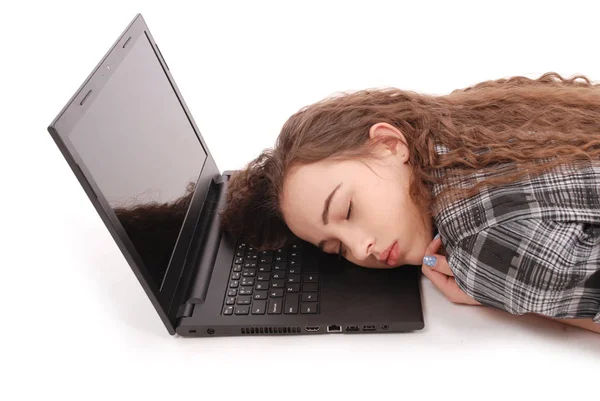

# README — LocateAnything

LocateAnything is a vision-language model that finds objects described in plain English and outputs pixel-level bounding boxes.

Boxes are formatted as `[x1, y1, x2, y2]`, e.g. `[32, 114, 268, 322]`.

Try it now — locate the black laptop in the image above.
[47, 13, 424, 337]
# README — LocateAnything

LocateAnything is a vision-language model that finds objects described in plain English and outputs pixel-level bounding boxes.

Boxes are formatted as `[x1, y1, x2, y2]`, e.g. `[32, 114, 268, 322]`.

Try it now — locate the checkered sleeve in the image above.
[448, 219, 600, 323]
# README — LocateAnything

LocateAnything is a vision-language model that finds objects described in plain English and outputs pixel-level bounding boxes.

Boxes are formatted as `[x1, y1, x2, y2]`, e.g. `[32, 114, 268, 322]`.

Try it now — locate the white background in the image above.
[2, 1, 599, 400]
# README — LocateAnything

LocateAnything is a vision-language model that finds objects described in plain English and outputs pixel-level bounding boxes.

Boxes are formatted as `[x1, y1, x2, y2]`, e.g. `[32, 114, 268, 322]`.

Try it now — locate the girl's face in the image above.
[280, 123, 434, 268]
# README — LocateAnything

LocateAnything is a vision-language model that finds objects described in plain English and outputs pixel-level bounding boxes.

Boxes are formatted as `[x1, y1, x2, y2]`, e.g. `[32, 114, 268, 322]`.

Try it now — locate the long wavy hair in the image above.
[220, 72, 600, 250]
[114, 182, 195, 285]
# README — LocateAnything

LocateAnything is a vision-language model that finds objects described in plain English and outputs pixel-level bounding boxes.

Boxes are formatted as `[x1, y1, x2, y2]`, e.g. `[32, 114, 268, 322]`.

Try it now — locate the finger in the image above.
[425, 235, 443, 255]
[421, 266, 482, 306]
[422, 254, 453, 276]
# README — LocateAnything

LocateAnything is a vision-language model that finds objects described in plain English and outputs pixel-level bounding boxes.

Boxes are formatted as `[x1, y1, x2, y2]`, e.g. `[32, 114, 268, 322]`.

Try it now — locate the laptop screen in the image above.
[68, 33, 207, 290]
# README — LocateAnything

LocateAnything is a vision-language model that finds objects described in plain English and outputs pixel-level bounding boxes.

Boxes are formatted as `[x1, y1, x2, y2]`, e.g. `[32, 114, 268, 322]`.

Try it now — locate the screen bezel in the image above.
[47, 14, 221, 334]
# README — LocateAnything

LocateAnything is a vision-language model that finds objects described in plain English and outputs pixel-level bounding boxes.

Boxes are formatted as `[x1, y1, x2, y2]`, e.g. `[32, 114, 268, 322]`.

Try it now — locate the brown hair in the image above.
[220, 72, 600, 250]
[114, 182, 195, 285]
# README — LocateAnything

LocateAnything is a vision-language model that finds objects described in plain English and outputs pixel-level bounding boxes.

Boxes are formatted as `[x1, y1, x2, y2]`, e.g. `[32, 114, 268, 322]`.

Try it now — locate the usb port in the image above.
[305, 326, 320, 332]
[363, 325, 376, 331]
[346, 325, 360, 332]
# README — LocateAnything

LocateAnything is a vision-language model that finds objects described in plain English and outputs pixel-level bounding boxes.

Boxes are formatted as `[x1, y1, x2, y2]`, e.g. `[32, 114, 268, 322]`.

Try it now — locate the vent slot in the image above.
[240, 326, 301, 335]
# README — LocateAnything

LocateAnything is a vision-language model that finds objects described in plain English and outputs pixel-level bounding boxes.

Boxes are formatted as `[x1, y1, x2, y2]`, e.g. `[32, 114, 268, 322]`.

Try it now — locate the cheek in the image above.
[367, 186, 405, 224]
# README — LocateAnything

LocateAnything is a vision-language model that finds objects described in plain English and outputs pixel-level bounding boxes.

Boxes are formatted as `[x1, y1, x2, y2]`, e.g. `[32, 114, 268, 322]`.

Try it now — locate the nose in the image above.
[345, 232, 375, 261]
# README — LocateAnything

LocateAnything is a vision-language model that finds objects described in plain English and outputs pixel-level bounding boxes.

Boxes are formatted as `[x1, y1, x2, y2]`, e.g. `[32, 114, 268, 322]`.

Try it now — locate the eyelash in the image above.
[338, 201, 353, 258]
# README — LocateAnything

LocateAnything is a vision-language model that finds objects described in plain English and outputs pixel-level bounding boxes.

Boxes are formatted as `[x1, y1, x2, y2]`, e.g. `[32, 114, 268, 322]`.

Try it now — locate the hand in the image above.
[421, 235, 482, 306]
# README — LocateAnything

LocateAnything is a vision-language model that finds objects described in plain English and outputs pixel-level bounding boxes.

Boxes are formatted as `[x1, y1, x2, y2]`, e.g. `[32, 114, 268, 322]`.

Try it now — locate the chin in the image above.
[393, 259, 410, 268]
[401, 251, 422, 266]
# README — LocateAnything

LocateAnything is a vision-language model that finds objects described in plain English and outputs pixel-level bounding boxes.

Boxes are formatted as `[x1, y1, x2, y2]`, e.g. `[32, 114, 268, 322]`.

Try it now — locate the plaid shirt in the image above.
[432, 156, 600, 323]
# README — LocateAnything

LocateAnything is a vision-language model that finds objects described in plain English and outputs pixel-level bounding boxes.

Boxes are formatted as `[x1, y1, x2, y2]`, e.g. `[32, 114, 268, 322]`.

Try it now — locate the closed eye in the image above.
[338, 200, 353, 259]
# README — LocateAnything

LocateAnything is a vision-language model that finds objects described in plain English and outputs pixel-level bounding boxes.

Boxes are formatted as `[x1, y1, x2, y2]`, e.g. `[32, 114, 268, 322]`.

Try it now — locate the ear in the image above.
[368, 122, 409, 163]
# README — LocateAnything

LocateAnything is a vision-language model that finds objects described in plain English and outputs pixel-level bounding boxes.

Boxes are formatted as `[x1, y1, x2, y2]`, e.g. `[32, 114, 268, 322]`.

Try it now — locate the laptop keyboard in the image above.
[222, 241, 320, 316]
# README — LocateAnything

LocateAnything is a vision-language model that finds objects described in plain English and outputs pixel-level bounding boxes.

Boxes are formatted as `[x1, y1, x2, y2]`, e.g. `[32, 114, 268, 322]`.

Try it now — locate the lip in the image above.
[379, 241, 398, 265]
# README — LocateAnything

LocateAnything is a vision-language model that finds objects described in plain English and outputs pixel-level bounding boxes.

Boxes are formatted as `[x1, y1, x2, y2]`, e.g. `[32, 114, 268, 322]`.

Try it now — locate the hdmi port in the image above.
[363, 325, 376, 331]
[305, 326, 320, 332]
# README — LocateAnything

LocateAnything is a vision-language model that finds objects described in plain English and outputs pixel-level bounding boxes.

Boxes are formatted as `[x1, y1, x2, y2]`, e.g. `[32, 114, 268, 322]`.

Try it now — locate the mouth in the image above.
[379, 241, 399, 266]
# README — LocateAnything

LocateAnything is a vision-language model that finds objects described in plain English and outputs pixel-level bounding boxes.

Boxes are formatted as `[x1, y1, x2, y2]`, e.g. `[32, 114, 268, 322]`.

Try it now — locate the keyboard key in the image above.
[257, 272, 270, 281]
[251, 300, 266, 315]
[303, 274, 318, 283]
[287, 274, 301, 283]
[241, 277, 255, 286]
[258, 264, 272, 272]
[272, 271, 286, 280]
[303, 283, 318, 292]
[223, 305, 234, 315]
[239, 287, 253, 295]
[271, 279, 285, 288]
[231, 272, 241, 280]
[301, 303, 318, 314]
[302, 293, 318, 302]
[235, 250, 245, 258]
[270, 288, 284, 298]
[237, 243, 247, 250]
[242, 268, 257, 277]
[234, 305, 250, 315]
[286, 284, 300, 293]
[243, 262, 257, 268]
[290, 251, 302, 258]
[255, 282, 269, 290]
[290, 256, 302, 265]
[228, 289, 238, 296]
[247, 246, 255, 252]
[233, 264, 242, 272]
[267, 299, 282, 314]
[226, 297, 236, 305]
[254, 291, 268, 300]
[229, 280, 239, 288]
[288, 266, 302, 274]
[273, 262, 287, 271]
[259, 256, 272, 264]
[246, 253, 258, 260]
[290, 244, 302, 250]
[237, 296, 252, 305]
[235, 257, 243, 264]
[284, 293, 299, 314]
[274, 255, 287, 262]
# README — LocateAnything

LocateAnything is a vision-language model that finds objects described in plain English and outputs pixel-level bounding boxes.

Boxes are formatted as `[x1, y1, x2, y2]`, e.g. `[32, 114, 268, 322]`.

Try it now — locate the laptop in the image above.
[47, 13, 424, 337]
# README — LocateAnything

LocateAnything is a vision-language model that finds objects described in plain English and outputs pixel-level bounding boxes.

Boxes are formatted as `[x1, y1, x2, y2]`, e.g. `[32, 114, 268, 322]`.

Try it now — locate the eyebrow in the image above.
[318, 182, 342, 251]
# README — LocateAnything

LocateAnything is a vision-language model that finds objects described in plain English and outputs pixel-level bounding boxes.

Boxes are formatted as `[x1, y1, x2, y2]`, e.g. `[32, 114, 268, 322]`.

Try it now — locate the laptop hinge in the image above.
[218, 170, 234, 183]
[177, 302, 195, 319]
[172, 171, 235, 323]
